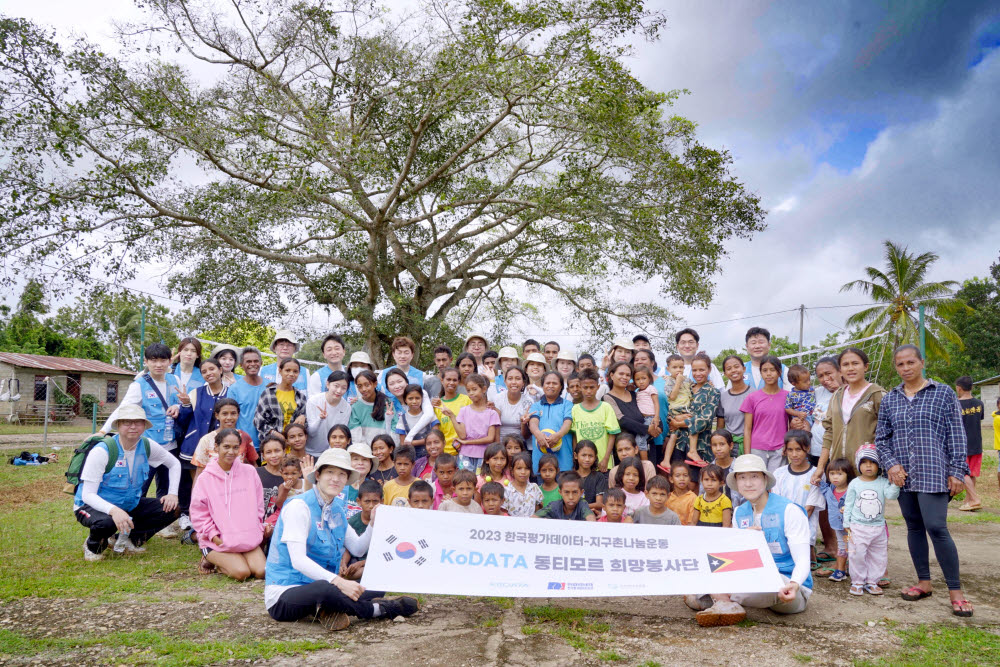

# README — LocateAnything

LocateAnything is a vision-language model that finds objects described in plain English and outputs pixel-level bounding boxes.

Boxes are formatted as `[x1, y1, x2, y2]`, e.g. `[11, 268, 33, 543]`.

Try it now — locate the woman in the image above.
[190, 428, 265, 581]
[603, 362, 659, 467]
[740, 355, 788, 472]
[383, 368, 437, 445]
[305, 371, 352, 457]
[264, 448, 419, 628]
[211, 345, 241, 387]
[717, 355, 752, 456]
[600, 338, 635, 375]
[523, 352, 548, 400]
[254, 358, 308, 439]
[673, 354, 720, 480]
[346, 370, 393, 446]
[812, 348, 886, 483]
[526, 371, 574, 472]
[487, 366, 533, 441]
[345, 351, 374, 402]
[172, 337, 205, 394]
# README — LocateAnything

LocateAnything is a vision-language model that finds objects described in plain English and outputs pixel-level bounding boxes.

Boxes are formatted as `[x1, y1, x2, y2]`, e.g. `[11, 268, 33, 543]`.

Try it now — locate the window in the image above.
[33, 375, 47, 401]
[106, 380, 119, 403]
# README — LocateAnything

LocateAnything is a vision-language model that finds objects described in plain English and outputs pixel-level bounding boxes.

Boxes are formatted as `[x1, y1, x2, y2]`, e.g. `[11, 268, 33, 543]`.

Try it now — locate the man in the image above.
[522, 339, 541, 357]
[464, 333, 490, 371]
[741, 327, 789, 390]
[377, 336, 424, 392]
[688, 454, 812, 626]
[260, 330, 309, 391]
[228, 347, 268, 449]
[673, 328, 724, 388]
[876, 345, 972, 617]
[631, 334, 652, 351]
[75, 404, 181, 561]
[955, 376, 984, 512]
[422, 345, 454, 399]
[542, 340, 560, 368]
[307, 334, 347, 396]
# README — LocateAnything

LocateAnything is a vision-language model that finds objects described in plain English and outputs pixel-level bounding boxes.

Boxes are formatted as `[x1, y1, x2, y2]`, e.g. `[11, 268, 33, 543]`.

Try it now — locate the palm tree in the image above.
[841, 240, 967, 361]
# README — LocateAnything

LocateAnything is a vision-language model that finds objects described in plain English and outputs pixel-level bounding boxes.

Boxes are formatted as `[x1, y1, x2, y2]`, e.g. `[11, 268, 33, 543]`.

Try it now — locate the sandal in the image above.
[198, 556, 216, 575]
[815, 566, 835, 577]
[864, 584, 884, 595]
[811, 560, 820, 571]
[878, 576, 891, 587]
[901, 586, 932, 601]
[951, 599, 974, 617]
[849, 583, 864, 596]
[816, 551, 836, 563]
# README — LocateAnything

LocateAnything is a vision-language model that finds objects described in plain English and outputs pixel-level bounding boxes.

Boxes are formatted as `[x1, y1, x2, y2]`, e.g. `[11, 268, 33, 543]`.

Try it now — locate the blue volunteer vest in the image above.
[743, 360, 785, 390]
[261, 362, 309, 391]
[74, 436, 150, 512]
[733, 492, 813, 589]
[140, 374, 181, 445]
[172, 364, 204, 393]
[265, 490, 346, 587]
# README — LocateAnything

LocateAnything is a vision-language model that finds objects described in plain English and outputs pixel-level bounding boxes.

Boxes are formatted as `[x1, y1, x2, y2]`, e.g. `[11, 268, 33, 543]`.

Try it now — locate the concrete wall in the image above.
[982, 383, 998, 425]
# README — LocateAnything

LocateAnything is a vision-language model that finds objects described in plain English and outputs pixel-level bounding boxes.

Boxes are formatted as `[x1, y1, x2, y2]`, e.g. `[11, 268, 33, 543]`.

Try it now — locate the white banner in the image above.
[360, 506, 784, 597]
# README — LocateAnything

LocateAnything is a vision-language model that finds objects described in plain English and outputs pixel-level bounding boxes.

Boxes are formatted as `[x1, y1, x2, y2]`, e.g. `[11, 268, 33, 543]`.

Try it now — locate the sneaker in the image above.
[849, 583, 865, 596]
[83, 540, 105, 562]
[684, 594, 713, 611]
[829, 569, 847, 582]
[695, 600, 746, 627]
[114, 537, 146, 554]
[180, 529, 198, 545]
[158, 521, 180, 539]
[379, 597, 420, 619]
[178, 514, 193, 530]
[112, 532, 130, 554]
[316, 609, 351, 631]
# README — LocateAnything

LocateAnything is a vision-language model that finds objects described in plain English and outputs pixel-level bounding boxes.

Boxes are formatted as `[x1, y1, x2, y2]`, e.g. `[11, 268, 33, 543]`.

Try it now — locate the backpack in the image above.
[63, 433, 151, 495]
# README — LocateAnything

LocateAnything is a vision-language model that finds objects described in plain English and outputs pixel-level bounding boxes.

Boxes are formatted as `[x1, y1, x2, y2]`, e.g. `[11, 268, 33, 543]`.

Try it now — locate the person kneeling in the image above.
[690, 454, 813, 626]
[265, 448, 419, 631]
[190, 428, 266, 580]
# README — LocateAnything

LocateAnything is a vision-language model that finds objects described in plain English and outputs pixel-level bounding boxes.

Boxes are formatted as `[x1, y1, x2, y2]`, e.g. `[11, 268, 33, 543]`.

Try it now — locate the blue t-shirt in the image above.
[228, 376, 268, 448]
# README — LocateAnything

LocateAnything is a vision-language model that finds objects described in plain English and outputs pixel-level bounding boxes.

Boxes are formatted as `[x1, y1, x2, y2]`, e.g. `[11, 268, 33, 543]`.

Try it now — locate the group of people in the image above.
[71, 325, 986, 629]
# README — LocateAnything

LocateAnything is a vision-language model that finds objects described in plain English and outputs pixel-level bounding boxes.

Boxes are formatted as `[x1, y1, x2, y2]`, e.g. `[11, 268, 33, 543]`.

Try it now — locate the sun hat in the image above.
[524, 352, 547, 366]
[497, 346, 520, 361]
[855, 443, 879, 470]
[347, 351, 373, 368]
[555, 350, 577, 363]
[210, 344, 242, 364]
[611, 337, 635, 351]
[308, 448, 360, 486]
[465, 332, 489, 348]
[111, 404, 153, 432]
[270, 329, 299, 352]
[347, 442, 378, 466]
[726, 454, 776, 492]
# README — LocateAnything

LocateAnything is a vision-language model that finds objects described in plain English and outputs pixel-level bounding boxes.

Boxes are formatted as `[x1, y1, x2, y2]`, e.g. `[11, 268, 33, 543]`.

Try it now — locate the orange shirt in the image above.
[666, 490, 697, 526]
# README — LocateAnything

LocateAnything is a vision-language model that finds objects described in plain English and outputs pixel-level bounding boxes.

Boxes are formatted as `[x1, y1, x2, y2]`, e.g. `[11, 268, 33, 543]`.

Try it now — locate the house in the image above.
[974, 374, 999, 417]
[0, 352, 137, 422]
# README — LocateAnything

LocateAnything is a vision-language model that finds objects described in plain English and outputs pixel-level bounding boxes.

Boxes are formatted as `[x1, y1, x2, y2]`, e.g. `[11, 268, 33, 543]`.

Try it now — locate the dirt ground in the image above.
[2, 502, 998, 666]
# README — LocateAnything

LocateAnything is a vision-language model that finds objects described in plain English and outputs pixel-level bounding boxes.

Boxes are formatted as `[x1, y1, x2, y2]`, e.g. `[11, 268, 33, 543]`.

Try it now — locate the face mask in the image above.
[351, 367, 364, 379]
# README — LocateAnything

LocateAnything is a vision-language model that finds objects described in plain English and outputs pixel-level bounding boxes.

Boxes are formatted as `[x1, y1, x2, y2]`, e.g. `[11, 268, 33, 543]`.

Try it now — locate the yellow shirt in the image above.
[439, 394, 472, 455]
[276, 389, 296, 431]
[383, 478, 415, 507]
[693, 492, 733, 526]
[993, 411, 1000, 450]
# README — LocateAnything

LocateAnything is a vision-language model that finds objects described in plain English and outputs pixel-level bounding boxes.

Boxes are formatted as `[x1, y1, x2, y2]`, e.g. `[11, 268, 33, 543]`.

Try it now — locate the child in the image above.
[632, 366, 661, 460]
[432, 368, 472, 455]
[341, 479, 382, 578]
[614, 456, 650, 518]
[413, 429, 445, 483]
[396, 384, 440, 460]
[784, 364, 816, 425]
[283, 423, 309, 461]
[537, 454, 562, 509]
[341, 442, 377, 518]
[408, 480, 435, 510]
[822, 458, 855, 582]
[257, 433, 288, 531]
[478, 442, 511, 487]
[566, 373, 583, 404]
[503, 434, 528, 468]
[599, 488, 633, 523]
[843, 444, 900, 596]
[382, 445, 417, 507]
[432, 453, 459, 509]
[533, 471, 596, 520]
[693, 464, 733, 527]
[709, 429, 744, 508]
[633, 476, 682, 525]
[504, 452, 543, 517]
[608, 435, 656, 489]
[368, 435, 398, 486]
[574, 440, 608, 513]
[666, 462, 697, 525]
[481, 482, 508, 516]
[444, 374, 500, 473]
[439, 469, 483, 513]
[327, 424, 352, 449]
[279, 455, 305, 498]
[661, 354, 697, 468]
[773, 430, 823, 561]
[570, 368, 620, 472]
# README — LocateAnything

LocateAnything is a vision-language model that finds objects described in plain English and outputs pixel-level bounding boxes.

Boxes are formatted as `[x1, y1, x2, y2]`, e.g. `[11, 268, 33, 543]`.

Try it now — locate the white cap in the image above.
[348, 351, 373, 368]
[308, 448, 360, 486]
[525, 352, 547, 366]
[111, 403, 153, 431]
[465, 332, 489, 348]
[726, 454, 776, 492]
[555, 350, 577, 363]
[611, 337, 635, 352]
[497, 346, 520, 361]
[270, 329, 299, 352]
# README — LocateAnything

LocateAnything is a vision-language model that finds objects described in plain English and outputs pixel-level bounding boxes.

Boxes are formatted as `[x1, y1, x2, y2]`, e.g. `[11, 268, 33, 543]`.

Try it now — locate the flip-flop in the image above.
[685, 458, 709, 468]
[816, 551, 836, 562]
[810, 560, 820, 571]
[815, 567, 835, 577]
[901, 586, 932, 601]
[878, 576, 891, 587]
[951, 599, 974, 617]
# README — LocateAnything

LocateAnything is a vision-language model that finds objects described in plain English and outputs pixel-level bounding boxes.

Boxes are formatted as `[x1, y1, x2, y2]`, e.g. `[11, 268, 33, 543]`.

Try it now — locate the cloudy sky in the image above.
[4, 0, 1000, 357]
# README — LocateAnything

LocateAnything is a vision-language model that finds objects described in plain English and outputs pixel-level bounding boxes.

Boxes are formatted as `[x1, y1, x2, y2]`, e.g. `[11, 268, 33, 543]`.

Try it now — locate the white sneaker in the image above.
[158, 521, 180, 539]
[122, 538, 146, 554]
[178, 514, 192, 531]
[112, 532, 130, 554]
[83, 540, 104, 562]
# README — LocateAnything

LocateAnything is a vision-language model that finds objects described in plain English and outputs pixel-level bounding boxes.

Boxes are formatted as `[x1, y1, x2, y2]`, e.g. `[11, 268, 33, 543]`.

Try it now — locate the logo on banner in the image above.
[707, 550, 763, 573]
[547, 582, 565, 590]
[382, 534, 430, 566]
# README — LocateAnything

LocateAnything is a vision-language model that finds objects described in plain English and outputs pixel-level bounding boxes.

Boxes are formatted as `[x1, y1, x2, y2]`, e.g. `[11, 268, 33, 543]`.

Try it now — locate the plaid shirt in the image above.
[875, 380, 968, 493]
[253, 385, 307, 438]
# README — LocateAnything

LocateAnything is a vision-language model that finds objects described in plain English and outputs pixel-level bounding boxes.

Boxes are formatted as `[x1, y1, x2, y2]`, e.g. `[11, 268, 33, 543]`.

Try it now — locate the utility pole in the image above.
[798, 304, 805, 363]
[918, 303, 926, 377]
[42, 377, 50, 450]
[140, 305, 146, 368]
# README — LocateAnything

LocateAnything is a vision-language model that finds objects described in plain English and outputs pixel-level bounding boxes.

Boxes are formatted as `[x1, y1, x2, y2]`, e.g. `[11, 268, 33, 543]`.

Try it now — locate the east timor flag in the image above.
[707, 550, 763, 573]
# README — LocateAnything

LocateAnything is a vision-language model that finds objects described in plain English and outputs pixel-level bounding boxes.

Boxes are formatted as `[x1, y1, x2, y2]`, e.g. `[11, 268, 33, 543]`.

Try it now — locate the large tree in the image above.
[0, 0, 765, 364]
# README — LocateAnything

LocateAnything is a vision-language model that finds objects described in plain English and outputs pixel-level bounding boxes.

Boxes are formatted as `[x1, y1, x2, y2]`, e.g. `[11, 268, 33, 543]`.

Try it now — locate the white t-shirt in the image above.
[304, 393, 352, 456]
[773, 466, 824, 543]
[486, 386, 535, 439]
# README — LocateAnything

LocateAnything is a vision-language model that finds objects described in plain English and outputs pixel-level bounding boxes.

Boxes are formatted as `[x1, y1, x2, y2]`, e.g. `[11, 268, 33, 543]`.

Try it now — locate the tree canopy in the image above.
[0, 0, 765, 364]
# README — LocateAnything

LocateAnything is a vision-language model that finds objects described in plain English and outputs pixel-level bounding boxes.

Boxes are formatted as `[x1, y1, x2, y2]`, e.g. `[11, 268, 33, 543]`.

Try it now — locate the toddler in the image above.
[598, 488, 633, 523]
[843, 444, 899, 596]
[784, 364, 816, 426]
[661, 354, 699, 467]
[439, 469, 484, 513]
[822, 458, 855, 582]
[632, 366, 660, 459]
[693, 464, 732, 527]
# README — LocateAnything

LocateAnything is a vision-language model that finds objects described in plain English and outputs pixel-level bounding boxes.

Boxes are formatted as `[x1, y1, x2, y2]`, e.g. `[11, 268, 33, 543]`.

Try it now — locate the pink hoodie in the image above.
[190, 459, 265, 553]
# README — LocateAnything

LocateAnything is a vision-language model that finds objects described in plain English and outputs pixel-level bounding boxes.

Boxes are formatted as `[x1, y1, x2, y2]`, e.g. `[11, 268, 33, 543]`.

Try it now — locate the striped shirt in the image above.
[875, 380, 968, 494]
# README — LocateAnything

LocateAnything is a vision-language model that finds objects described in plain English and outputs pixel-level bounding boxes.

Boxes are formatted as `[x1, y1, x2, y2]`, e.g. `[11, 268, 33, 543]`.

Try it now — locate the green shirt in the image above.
[571, 402, 621, 461]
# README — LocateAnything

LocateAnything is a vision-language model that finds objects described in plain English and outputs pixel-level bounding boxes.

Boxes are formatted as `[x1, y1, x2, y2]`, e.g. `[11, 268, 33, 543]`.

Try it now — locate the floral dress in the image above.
[683, 384, 721, 461]
[503, 482, 544, 517]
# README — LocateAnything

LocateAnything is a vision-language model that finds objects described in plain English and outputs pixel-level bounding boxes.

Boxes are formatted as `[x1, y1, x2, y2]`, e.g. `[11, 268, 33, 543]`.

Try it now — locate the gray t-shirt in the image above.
[632, 506, 681, 525]
[718, 387, 751, 435]
[423, 374, 443, 400]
